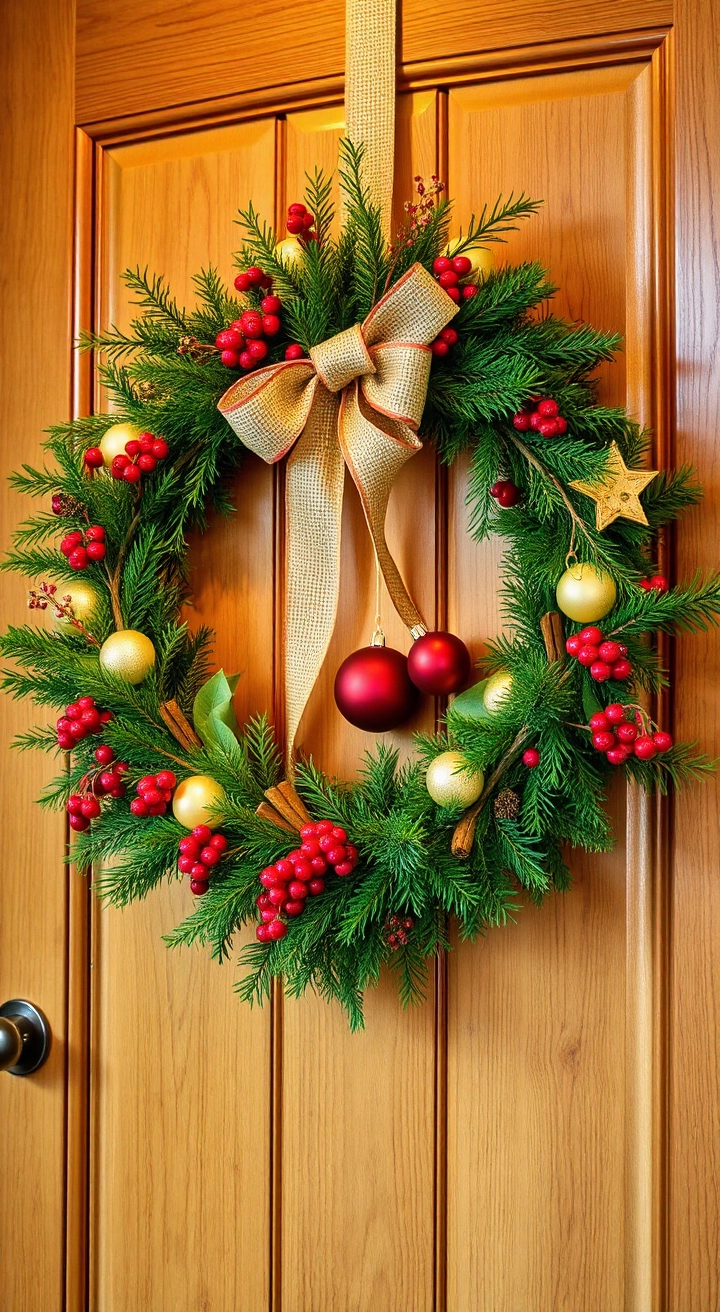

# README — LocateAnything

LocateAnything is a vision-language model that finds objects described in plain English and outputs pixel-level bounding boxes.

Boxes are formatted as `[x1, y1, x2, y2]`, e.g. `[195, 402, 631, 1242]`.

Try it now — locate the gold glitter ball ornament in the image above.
[51, 579, 98, 630]
[99, 422, 143, 468]
[569, 441, 658, 531]
[483, 670, 514, 713]
[99, 629, 156, 684]
[556, 561, 617, 623]
[273, 237, 305, 270]
[172, 775, 226, 830]
[426, 750, 484, 808]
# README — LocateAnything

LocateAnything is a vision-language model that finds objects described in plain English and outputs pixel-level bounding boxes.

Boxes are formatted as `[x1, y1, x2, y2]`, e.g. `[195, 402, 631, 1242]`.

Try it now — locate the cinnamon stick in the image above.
[159, 699, 202, 751]
[255, 800, 298, 834]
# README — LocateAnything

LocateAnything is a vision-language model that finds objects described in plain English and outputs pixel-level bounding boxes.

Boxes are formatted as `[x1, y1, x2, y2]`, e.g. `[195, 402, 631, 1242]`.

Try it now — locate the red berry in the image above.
[331, 827, 347, 844]
[124, 439, 141, 457]
[240, 310, 264, 337]
[256, 894, 271, 911]
[497, 482, 521, 508]
[611, 659, 632, 680]
[138, 432, 155, 451]
[285, 344, 305, 361]
[284, 900, 305, 917]
[179, 836, 200, 857]
[565, 635, 583, 656]
[288, 202, 307, 216]
[80, 796, 101, 819]
[239, 351, 254, 370]
[638, 579, 652, 591]
[300, 823, 317, 839]
[290, 857, 311, 882]
[189, 862, 206, 879]
[440, 327, 458, 346]
[137, 453, 157, 473]
[67, 794, 84, 815]
[216, 328, 243, 352]
[334, 861, 354, 877]
[554, 417, 568, 434]
[142, 787, 162, 806]
[156, 770, 176, 790]
[61, 533, 81, 556]
[589, 712, 609, 731]
[77, 696, 96, 709]
[446, 287, 461, 302]
[268, 887, 287, 908]
[192, 825, 213, 844]
[234, 273, 251, 292]
[462, 284, 478, 299]
[512, 412, 531, 431]
[111, 454, 130, 478]
[190, 879, 209, 896]
[209, 833, 228, 852]
[604, 704, 625, 723]
[579, 626, 604, 645]
[100, 711, 113, 724]
[288, 881, 309, 900]
[653, 731, 673, 752]
[308, 877, 325, 895]
[130, 798, 149, 817]
[86, 541, 106, 562]
[438, 270, 459, 289]
[452, 255, 472, 276]
[617, 722, 638, 744]
[256, 924, 272, 942]
[274, 858, 293, 880]
[248, 339, 268, 362]
[69, 547, 89, 570]
[69, 813, 90, 832]
[286, 215, 304, 234]
[86, 525, 105, 541]
[522, 748, 540, 768]
[592, 731, 616, 752]
[634, 735, 657, 760]
[84, 447, 104, 468]
[538, 419, 558, 438]
[220, 350, 239, 368]
[123, 463, 142, 483]
[597, 640, 620, 663]
[245, 267, 265, 286]
[315, 820, 333, 834]
[529, 412, 542, 430]
[327, 846, 347, 865]
[433, 256, 453, 275]
[178, 855, 194, 873]
[577, 645, 599, 667]
[606, 746, 629, 766]
[152, 439, 169, 459]
[310, 855, 328, 874]
[262, 314, 281, 336]
[431, 339, 450, 358]
[649, 574, 669, 593]
[57, 734, 74, 750]
[537, 399, 559, 418]
[199, 846, 220, 867]
[260, 908, 276, 923]
[300, 839, 321, 859]
[65, 702, 81, 720]
[261, 295, 282, 315]
[259, 871, 278, 890]
[80, 708, 101, 732]
[345, 845, 358, 864]
[590, 661, 612, 682]
[267, 920, 288, 941]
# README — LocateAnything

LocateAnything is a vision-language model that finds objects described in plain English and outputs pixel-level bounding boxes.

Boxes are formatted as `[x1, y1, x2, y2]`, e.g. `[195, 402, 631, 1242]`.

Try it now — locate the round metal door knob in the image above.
[0, 1000, 51, 1076]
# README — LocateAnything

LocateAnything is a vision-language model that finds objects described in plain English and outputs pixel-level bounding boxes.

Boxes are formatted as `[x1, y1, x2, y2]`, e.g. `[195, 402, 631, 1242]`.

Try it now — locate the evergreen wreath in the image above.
[3, 141, 719, 1028]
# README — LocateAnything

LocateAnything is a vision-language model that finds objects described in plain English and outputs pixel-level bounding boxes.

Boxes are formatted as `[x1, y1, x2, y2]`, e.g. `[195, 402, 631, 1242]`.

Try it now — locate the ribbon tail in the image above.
[284, 386, 345, 762]
[339, 382, 427, 635]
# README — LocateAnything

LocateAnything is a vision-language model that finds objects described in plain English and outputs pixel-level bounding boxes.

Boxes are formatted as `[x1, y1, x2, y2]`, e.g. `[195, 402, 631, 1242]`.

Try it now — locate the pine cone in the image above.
[51, 492, 85, 517]
[493, 788, 520, 820]
[136, 380, 157, 401]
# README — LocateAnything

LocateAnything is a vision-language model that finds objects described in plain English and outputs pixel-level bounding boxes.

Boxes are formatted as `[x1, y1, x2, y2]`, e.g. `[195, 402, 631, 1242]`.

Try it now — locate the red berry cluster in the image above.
[432, 254, 478, 304]
[284, 202, 317, 241]
[131, 769, 177, 818]
[490, 478, 521, 508]
[638, 574, 669, 593]
[60, 526, 106, 570]
[512, 397, 568, 439]
[255, 819, 359, 944]
[178, 826, 229, 896]
[233, 264, 273, 294]
[56, 696, 113, 750]
[430, 326, 459, 359]
[588, 704, 673, 766]
[85, 432, 168, 481]
[66, 747, 128, 830]
[384, 913, 414, 950]
[215, 294, 282, 371]
[565, 625, 632, 683]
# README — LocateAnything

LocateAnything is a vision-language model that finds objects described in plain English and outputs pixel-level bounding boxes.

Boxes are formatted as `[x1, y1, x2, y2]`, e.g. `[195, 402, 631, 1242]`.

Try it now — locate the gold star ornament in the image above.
[569, 442, 658, 531]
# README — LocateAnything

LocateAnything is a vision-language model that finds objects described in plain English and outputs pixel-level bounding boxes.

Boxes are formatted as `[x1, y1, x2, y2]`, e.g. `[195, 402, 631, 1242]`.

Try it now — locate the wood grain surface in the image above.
[0, 4, 74, 1311]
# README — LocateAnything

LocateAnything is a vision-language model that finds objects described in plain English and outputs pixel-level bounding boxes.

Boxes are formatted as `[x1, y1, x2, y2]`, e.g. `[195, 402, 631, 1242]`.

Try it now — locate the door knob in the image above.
[0, 1000, 51, 1076]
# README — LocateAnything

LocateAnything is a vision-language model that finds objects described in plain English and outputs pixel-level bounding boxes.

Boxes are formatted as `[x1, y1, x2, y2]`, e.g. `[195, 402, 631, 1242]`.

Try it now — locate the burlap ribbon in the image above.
[218, 262, 457, 752]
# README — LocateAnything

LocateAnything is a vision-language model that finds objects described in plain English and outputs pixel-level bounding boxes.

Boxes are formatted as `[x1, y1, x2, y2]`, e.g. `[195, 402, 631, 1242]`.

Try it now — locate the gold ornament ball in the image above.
[172, 775, 226, 830]
[445, 237, 494, 279]
[556, 562, 617, 623]
[273, 237, 305, 269]
[99, 629, 156, 684]
[426, 750, 484, 808]
[51, 579, 98, 630]
[483, 670, 514, 713]
[99, 421, 143, 468]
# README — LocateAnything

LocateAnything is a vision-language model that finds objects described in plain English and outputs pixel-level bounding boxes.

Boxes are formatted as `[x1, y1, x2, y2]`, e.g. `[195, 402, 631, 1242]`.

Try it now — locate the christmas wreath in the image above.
[3, 141, 719, 1028]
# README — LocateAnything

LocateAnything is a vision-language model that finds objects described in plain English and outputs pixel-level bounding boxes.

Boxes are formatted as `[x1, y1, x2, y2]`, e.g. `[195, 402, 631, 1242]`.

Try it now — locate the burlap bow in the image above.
[218, 261, 458, 754]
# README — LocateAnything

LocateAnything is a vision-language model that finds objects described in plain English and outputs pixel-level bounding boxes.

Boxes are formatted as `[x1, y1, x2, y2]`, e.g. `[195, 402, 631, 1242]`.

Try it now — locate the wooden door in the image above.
[2, 1, 720, 1309]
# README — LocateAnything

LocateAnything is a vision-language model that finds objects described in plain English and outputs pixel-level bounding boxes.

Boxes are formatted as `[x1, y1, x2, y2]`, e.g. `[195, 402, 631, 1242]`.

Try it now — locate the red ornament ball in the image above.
[407, 630, 471, 696]
[334, 644, 419, 732]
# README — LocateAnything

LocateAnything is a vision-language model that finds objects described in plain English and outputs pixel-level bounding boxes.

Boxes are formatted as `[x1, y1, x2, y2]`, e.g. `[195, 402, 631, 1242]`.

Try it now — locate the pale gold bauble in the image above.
[483, 670, 514, 713]
[172, 775, 226, 830]
[273, 237, 305, 269]
[51, 579, 98, 630]
[99, 421, 143, 468]
[426, 750, 484, 808]
[555, 562, 617, 623]
[99, 629, 156, 684]
[445, 237, 494, 279]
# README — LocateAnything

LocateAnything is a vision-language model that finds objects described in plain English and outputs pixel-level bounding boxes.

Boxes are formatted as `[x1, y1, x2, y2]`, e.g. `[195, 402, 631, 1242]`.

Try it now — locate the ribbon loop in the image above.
[218, 262, 459, 755]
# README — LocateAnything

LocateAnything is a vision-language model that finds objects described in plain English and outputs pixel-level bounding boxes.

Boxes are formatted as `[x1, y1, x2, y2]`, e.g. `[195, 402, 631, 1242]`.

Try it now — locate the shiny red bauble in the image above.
[334, 644, 419, 732]
[407, 630, 471, 696]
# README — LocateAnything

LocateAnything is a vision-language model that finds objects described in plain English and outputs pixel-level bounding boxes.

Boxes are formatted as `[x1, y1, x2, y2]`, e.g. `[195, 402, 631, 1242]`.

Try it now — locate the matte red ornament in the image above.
[407, 630, 471, 696]
[334, 644, 419, 732]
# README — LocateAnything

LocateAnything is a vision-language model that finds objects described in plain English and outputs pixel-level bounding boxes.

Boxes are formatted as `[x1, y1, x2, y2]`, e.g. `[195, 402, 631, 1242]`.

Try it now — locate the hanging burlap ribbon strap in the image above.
[343, 0, 396, 239]
[218, 262, 457, 752]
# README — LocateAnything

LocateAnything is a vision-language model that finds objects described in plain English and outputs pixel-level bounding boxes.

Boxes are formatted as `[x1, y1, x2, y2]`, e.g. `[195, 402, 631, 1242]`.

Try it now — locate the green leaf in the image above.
[450, 677, 493, 723]
[192, 670, 241, 754]
[581, 679, 603, 723]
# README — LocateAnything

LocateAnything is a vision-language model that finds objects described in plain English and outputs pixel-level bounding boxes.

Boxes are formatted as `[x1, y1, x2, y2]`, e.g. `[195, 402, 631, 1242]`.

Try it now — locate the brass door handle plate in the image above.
[0, 1000, 51, 1076]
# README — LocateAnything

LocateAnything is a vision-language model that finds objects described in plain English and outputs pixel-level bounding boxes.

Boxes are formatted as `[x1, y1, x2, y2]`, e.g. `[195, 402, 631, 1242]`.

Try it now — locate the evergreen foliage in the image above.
[2, 145, 718, 1026]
